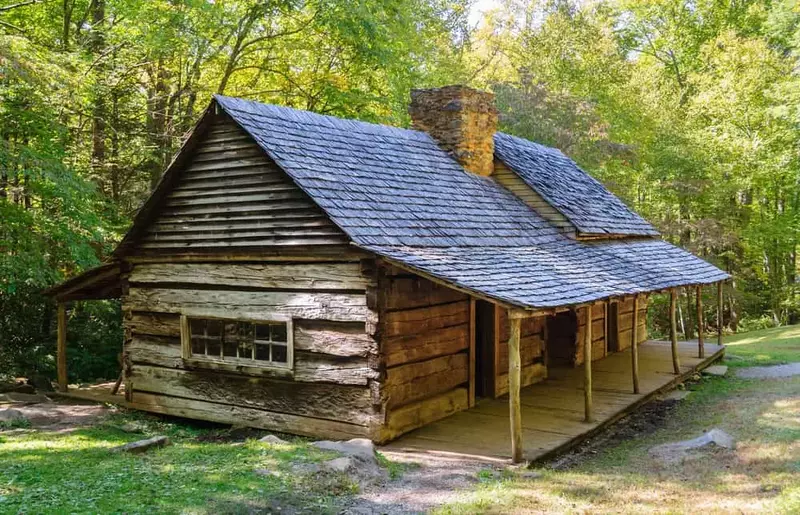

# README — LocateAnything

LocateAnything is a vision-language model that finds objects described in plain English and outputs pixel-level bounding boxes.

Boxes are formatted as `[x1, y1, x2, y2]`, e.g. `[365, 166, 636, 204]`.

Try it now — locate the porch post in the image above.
[717, 281, 724, 346]
[584, 305, 593, 423]
[630, 295, 640, 394]
[507, 311, 523, 463]
[696, 285, 704, 358]
[670, 289, 681, 374]
[57, 302, 68, 392]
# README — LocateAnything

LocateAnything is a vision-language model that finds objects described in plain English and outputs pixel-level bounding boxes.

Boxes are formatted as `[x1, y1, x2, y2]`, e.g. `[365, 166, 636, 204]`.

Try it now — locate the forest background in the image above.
[2, 0, 799, 382]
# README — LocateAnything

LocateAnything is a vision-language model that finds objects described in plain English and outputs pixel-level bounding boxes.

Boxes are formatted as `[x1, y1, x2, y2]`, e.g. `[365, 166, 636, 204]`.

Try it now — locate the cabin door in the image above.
[474, 300, 497, 398]
[546, 311, 578, 368]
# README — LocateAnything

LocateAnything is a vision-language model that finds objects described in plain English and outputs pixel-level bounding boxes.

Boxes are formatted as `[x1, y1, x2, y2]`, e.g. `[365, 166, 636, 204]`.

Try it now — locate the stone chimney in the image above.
[408, 85, 498, 176]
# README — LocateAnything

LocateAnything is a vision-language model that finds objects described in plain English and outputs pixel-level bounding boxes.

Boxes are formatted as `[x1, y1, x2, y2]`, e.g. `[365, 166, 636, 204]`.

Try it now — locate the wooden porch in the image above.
[383, 339, 724, 463]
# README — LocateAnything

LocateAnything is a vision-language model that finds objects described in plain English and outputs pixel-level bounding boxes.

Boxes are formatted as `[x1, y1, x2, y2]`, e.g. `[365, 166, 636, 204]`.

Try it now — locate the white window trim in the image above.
[180, 314, 294, 371]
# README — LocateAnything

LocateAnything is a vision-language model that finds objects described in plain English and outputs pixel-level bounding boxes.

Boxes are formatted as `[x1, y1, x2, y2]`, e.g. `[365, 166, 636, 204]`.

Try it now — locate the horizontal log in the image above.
[191, 147, 264, 163]
[294, 320, 375, 357]
[383, 276, 467, 311]
[168, 183, 298, 200]
[385, 353, 468, 409]
[382, 300, 469, 338]
[166, 190, 306, 208]
[129, 365, 374, 425]
[128, 312, 181, 337]
[159, 200, 318, 217]
[150, 219, 334, 234]
[126, 287, 368, 322]
[497, 334, 543, 370]
[494, 363, 547, 397]
[128, 391, 370, 440]
[384, 324, 468, 368]
[144, 228, 344, 243]
[187, 156, 270, 173]
[127, 332, 376, 385]
[138, 237, 348, 250]
[183, 166, 284, 182]
[380, 387, 469, 443]
[177, 174, 289, 191]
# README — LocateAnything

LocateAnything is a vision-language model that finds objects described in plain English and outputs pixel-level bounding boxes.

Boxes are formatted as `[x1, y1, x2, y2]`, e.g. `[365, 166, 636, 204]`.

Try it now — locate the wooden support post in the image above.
[468, 298, 476, 408]
[584, 305, 593, 423]
[507, 312, 523, 463]
[717, 281, 724, 346]
[696, 285, 704, 358]
[57, 302, 68, 392]
[630, 295, 640, 394]
[670, 289, 681, 374]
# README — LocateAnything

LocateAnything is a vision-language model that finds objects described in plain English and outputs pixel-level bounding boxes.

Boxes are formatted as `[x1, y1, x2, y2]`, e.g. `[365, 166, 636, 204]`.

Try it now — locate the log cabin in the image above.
[46, 86, 728, 461]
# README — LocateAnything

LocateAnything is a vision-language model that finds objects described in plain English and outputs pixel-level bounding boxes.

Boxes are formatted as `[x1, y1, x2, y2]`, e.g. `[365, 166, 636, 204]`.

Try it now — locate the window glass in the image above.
[187, 317, 290, 367]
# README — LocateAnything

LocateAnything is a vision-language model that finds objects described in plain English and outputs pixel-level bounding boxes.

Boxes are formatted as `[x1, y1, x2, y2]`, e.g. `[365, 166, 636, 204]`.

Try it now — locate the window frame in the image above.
[179, 314, 293, 371]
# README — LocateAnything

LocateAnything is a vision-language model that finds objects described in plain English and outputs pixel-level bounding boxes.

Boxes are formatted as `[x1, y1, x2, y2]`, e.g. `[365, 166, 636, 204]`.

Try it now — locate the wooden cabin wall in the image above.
[616, 296, 648, 351]
[121, 260, 382, 440]
[377, 264, 472, 442]
[495, 310, 547, 396]
[133, 114, 349, 255]
[575, 303, 608, 365]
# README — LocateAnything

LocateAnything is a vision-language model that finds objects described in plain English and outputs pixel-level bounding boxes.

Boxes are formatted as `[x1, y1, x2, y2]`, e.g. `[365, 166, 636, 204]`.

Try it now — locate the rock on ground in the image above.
[662, 390, 692, 401]
[736, 363, 800, 379]
[259, 434, 288, 445]
[0, 408, 27, 423]
[649, 428, 736, 463]
[312, 438, 376, 461]
[311, 438, 387, 486]
[113, 435, 170, 454]
[703, 365, 729, 376]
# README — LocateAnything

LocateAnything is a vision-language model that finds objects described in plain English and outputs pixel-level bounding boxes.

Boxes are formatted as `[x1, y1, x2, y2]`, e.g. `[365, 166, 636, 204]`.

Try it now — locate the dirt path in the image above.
[735, 362, 800, 379]
[0, 397, 111, 431]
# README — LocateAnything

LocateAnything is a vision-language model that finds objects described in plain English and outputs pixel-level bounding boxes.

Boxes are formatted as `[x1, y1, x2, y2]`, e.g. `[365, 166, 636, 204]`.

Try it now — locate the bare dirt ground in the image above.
[736, 362, 800, 379]
[0, 396, 111, 431]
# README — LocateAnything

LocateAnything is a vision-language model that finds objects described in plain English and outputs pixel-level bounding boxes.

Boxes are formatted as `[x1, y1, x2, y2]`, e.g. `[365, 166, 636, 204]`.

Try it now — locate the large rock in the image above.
[649, 428, 735, 462]
[112, 435, 170, 454]
[703, 365, 728, 377]
[312, 438, 376, 462]
[0, 408, 27, 424]
[259, 434, 288, 445]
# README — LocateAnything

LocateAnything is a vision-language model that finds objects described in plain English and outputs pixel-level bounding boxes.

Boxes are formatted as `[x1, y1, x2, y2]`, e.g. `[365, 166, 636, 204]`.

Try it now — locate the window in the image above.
[181, 316, 292, 368]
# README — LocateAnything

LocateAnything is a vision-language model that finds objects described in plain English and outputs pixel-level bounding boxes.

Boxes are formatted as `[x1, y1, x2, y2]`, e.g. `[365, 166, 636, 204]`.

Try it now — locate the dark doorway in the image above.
[607, 302, 619, 352]
[546, 311, 578, 368]
[475, 300, 496, 398]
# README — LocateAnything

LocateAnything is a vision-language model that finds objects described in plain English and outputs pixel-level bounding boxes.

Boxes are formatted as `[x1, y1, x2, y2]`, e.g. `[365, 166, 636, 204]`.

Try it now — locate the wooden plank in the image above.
[128, 391, 370, 440]
[128, 365, 374, 425]
[494, 363, 547, 397]
[383, 324, 469, 368]
[380, 388, 469, 443]
[129, 311, 181, 337]
[129, 262, 370, 291]
[382, 300, 469, 338]
[508, 315, 523, 463]
[125, 287, 368, 322]
[584, 305, 593, 423]
[57, 303, 67, 392]
[670, 289, 681, 374]
[631, 295, 640, 394]
[696, 285, 704, 358]
[383, 276, 467, 311]
[385, 353, 469, 409]
[294, 320, 376, 358]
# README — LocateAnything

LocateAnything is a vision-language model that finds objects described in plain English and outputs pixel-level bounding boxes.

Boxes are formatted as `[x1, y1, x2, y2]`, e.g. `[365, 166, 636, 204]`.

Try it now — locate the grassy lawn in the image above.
[2, 325, 799, 514]
[0, 412, 362, 514]
[436, 326, 800, 514]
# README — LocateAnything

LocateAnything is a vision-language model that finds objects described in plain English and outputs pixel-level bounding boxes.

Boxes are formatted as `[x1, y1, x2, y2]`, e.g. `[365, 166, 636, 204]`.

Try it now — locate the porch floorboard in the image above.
[382, 340, 724, 463]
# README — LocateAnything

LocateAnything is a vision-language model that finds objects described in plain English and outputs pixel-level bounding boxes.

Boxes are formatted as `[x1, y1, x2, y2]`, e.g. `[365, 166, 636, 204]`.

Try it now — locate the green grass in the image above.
[723, 324, 800, 367]
[0, 410, 361, 514]
[436, 325, 800, 514]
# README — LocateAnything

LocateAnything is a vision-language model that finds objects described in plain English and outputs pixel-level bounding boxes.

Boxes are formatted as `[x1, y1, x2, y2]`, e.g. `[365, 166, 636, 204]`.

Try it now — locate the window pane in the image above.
[255, 324, 270, 341]
[238, 322, 253, 341]
[191, 336, 205, 355]
[272, 344, 288, 363]
[270, 323, 287, 343]
[206, 339, 221, 357]
[189, 319, 205, 337]
[255, 343, 271, 361]
[239, 340, 254, 359]
[207, 320, 222, 338]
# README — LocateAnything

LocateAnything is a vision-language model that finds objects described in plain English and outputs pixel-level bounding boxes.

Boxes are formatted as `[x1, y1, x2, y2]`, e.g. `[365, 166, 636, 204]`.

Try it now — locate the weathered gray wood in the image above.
[508, 314, 523, 463]
[126, 287, 368, 322]
[128, 365, 375, 426]
[382, 300, 469, 338]
[128, 311, 181, 337]
[128, 391, 370, 440]
[383, 324, 468, 367]
[112, 435, 170, 454]
[127, 335, 377, 385]
[670, 289, 681, 374]
[294, 320, 376, 357]
[129, 262, 370, 291]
